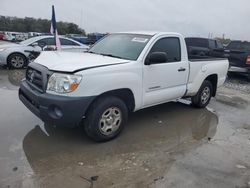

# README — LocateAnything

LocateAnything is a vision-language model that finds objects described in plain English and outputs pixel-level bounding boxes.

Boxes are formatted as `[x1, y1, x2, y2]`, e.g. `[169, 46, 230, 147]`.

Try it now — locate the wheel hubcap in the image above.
[201, 86, 210, 104]
[11, 56, 24, 68]
[99, 107, 122, 135]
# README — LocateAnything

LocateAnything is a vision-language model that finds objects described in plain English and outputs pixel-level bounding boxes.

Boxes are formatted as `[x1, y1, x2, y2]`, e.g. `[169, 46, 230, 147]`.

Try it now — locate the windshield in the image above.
[19, 37, 41, 45]
[89, 34, 151, 60]
[227, 41, 250, 51]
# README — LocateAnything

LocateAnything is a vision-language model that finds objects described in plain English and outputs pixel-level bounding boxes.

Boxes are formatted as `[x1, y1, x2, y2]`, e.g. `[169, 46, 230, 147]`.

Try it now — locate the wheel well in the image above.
[205, 74, 218, 97]
[7, 52, 27, 66]
[92, 89, 135, 112]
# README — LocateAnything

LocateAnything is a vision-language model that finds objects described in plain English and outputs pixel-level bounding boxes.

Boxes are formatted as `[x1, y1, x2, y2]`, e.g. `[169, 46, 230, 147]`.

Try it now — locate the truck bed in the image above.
[186, 58, 229, 96]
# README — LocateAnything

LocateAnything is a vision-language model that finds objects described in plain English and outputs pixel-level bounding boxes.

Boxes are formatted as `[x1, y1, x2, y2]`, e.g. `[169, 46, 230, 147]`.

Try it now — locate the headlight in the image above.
[47, 73, 82, 93]
[0, 48, 6, 52]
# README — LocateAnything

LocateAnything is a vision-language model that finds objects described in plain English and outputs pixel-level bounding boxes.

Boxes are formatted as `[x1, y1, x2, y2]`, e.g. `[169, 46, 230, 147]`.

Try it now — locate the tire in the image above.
[7, 53, 27, 69]
[191, 80, 213, 108]
[84, 96, 128, 142]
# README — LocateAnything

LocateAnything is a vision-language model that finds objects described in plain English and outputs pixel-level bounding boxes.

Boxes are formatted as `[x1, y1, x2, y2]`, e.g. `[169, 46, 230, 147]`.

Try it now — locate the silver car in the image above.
[0, 35, 89, 69]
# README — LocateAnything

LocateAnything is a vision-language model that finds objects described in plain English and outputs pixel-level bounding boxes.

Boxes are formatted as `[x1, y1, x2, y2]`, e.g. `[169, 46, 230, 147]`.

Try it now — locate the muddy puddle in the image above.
[0, 69, 219, 187]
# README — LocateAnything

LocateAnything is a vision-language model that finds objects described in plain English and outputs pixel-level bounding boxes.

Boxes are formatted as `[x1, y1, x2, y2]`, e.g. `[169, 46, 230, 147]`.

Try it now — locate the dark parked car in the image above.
[226, 41, 250, 79]
[185, 37, 226, 59]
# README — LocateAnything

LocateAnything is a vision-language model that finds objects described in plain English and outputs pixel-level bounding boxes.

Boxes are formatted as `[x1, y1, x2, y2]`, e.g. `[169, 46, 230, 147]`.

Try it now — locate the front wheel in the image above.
[191, 80, 213, 108]
[84, 96, 128, 142]
[8, 53, 27, 69]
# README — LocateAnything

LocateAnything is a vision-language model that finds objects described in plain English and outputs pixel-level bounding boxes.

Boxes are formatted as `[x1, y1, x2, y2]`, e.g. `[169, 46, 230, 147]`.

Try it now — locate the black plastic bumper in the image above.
[19, 80, 95, 127]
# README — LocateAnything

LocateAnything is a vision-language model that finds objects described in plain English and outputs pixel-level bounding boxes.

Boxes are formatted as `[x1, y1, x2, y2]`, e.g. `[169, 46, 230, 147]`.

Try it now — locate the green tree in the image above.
[0, 15, 86, 35]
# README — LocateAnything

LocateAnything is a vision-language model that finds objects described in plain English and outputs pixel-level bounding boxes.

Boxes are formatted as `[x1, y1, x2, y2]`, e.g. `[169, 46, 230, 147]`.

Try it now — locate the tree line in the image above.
[0, 16, 86, 35]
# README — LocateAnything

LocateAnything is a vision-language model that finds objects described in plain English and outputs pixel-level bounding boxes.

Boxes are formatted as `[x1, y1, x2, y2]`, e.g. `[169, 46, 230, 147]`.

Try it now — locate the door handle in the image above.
[178, 67, 186, 72]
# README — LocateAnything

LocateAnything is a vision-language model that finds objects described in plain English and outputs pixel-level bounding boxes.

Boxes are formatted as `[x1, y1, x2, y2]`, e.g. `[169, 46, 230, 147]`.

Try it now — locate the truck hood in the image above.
[34, 51, 129, 72]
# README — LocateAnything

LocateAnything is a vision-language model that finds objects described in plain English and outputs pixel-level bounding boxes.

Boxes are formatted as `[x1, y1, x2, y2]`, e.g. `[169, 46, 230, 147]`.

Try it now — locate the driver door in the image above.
[143, 37, 188, 107]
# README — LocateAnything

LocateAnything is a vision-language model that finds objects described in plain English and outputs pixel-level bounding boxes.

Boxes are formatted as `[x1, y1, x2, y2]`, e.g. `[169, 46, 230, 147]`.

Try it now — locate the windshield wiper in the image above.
[99, 53, 123, 59]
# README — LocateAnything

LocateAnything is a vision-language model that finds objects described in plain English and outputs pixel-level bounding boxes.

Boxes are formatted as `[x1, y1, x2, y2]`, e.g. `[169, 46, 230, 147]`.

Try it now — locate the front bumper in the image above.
[19, 80, 95, 127]
[0, 54, 7, 66]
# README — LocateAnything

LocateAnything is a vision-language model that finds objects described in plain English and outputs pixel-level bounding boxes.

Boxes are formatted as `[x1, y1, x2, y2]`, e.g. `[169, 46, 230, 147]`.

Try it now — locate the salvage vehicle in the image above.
[185, 37, 226, 59]
[0, 36, 89, 69]
[19, 31, 229, 141]
[226, 40, 250, 80]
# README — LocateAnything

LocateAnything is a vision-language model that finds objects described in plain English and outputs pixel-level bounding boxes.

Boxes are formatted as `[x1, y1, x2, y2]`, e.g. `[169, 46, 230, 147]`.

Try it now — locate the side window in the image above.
[35, 39, 47, 46]
[149, 37, 181, 62]
[216, 41, 224, 49]
[60, 38, 80, 46]
[209, 40, 216, 49]
[46, 38, 56, 45]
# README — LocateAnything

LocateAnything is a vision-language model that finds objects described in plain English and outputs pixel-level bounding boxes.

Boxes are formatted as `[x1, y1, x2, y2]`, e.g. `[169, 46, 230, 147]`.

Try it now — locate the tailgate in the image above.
[227, 49, 248, 67]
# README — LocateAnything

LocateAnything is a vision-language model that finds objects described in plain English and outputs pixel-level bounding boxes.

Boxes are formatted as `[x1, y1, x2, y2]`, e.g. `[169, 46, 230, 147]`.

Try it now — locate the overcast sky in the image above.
[0, 0, 249, 40]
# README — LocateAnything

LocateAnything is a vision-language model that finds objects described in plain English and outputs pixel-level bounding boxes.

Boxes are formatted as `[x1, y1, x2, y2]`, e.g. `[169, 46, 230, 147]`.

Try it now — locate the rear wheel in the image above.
[8, 53, 27, 69]
[191, 80, 213, 108]
[84, 96, 128, 142]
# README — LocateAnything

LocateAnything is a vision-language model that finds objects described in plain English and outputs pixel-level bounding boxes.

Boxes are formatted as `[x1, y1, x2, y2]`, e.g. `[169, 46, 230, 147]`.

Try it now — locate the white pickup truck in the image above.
[19, 31, 229, 141]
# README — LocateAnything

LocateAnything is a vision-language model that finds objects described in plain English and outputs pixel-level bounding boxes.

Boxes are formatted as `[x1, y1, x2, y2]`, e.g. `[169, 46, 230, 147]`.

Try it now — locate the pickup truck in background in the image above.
[19, 31, 229, 142]
[226, 40, 250, 80]
[185, 37, 226, 59]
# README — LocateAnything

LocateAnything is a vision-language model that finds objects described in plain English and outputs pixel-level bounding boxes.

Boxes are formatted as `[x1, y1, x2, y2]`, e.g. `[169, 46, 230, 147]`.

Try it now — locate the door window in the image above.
[35, 38, 55, 46]
[216, 41, 224, 49]
[60, 38, 80, 46]
[208, 40, 216, 49]
[46, 38, 56, 45]
[35, 39, 47, 46]
[149, 37, 181, 63]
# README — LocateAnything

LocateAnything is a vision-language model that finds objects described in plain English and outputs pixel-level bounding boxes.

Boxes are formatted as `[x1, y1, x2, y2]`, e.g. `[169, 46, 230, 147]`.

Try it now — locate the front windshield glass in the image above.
[19, 37, 40, 45]
[89, 34, 151, 60]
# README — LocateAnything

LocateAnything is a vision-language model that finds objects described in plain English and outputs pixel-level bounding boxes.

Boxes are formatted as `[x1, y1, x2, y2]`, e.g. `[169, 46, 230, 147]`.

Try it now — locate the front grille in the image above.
[26, 63, 51, 93]
[26, 67, 43, 91]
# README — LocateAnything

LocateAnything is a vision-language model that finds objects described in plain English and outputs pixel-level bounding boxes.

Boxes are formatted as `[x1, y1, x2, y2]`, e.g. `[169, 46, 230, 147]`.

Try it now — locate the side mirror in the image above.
[145, 52, 167, 65]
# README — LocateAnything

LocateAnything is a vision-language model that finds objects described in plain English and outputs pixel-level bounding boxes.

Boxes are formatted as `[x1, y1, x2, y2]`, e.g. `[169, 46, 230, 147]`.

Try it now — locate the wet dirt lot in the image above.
[0, 69, 250, 188]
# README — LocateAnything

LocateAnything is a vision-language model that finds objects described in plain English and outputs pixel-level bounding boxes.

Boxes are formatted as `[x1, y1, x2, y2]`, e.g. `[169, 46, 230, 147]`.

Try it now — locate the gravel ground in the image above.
[224, 73, 250, 94]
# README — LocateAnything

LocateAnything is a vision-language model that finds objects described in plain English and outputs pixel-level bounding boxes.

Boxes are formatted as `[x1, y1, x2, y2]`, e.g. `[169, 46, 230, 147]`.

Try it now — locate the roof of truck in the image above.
[116, 31, 181, 36]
